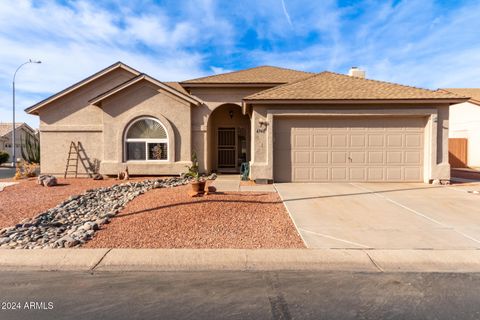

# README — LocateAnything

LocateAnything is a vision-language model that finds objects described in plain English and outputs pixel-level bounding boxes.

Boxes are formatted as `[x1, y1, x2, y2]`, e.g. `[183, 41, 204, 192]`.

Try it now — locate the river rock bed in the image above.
[0, 177, 191, 249]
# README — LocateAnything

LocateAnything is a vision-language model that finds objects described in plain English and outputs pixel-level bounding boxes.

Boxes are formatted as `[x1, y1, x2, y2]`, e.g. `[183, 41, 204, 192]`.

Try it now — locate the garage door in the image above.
[274, 117, 425, 182]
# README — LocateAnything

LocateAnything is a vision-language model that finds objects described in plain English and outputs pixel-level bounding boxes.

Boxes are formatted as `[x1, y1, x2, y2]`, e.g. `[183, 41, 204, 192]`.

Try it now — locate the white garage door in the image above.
[274, 117, 426, 182]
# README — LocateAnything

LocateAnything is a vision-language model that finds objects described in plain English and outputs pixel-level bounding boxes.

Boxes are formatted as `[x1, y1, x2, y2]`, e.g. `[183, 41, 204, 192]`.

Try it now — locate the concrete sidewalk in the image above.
[212, 175, 276, 192]
[2, 249, 480, 273]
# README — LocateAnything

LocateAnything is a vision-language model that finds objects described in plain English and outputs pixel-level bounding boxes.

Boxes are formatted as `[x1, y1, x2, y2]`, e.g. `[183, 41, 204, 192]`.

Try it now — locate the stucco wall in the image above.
[188, 87, 264, 172]
[37, 68, 136, 175]
[249, 103, 450, 183]
[449, 101, 480, 167]
[99, 80, 192, 175]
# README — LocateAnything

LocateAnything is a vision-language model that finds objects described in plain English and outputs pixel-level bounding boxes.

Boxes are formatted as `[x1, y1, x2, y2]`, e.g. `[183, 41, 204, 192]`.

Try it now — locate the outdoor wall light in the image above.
[229, 110, 234, 119]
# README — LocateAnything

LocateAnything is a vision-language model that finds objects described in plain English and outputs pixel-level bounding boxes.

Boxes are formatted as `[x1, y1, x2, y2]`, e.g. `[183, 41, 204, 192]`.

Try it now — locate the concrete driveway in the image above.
[275, 182, 480, 249]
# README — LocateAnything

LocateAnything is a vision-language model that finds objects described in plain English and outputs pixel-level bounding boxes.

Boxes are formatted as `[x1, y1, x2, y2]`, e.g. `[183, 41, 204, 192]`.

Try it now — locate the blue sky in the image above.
[1, 0, 480, 128]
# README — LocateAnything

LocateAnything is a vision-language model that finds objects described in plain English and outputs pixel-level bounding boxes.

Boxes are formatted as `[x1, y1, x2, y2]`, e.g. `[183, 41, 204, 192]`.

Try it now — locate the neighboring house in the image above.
[0, 122, 37, 162]
[25, 62, 466, 183]
[441, 88, 480, 168]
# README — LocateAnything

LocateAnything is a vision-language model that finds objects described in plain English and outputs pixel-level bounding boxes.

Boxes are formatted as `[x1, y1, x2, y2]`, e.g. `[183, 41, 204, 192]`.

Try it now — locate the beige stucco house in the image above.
[441, 88, 480, 168]
[26, 62, 467, 183]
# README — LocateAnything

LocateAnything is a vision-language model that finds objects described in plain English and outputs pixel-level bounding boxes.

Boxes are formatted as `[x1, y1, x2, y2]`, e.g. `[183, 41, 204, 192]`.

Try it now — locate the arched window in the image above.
[124, 117, 168, 161]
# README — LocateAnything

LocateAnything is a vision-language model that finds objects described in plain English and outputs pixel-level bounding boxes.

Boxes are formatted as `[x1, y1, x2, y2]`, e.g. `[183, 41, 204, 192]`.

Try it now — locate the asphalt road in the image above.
[1, 271, 479, 320]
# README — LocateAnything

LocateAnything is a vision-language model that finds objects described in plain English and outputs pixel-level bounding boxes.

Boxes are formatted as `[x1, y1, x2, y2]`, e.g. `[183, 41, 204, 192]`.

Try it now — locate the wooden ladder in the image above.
[64, 141, 93, 178]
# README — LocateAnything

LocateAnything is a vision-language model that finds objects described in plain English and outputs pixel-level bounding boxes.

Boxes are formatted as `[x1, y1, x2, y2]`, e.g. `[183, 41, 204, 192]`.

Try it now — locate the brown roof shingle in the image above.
[441, 88, 480, 106]
[245, 72, 466, 101]
[181, 66, 313, 84]
[164, 82, 189, 95]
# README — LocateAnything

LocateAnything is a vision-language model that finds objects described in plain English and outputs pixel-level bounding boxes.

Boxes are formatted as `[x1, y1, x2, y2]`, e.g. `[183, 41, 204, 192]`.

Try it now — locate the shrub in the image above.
[0, 151, 9, 165]
[21, 133, 40, 164]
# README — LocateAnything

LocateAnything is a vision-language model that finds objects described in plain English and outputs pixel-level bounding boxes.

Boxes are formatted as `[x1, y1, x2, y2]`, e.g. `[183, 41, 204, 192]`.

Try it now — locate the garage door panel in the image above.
[331, 152, 347, 164]
[368, 134, 385, 147]
[313, 151, 329, 164]
[331, 134, 347, 147]
[387, 151, 403, 164]
[313, 167, 329, 180]
[368, 167, 385, 181]
[294, 167, 311, 181]
[294, 135, 311, 148]
[405, 134, 422, 147]
[293, 151, 311, 164]
[350, 167, 366, 180]
[350, 151, 366, 164]
[274, 117, 425, 182]
[331, 167, 347, 180]
[313, 134, 329, 147]
[405, 167, 422, 180]
[350, 135, 366, 147]
[368, 151, 384, 164]
[386, 167, 402, 180]
[387, 134, 403, 147]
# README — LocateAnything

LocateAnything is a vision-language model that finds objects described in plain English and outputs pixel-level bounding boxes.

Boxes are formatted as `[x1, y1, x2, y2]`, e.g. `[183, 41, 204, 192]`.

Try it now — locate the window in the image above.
[124, 117, 168, 161]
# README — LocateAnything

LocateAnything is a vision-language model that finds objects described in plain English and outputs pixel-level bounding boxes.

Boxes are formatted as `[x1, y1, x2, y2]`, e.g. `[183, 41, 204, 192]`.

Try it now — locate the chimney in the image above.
[348, 67, 365, 79]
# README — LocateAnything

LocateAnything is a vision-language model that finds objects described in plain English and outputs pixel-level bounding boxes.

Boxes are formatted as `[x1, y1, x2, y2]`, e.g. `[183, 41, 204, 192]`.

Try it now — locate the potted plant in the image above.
[185, 152, 205, 193]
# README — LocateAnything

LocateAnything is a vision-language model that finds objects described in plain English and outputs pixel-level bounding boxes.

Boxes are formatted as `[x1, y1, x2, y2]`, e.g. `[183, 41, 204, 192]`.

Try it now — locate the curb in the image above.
[1, 249, 480, 273]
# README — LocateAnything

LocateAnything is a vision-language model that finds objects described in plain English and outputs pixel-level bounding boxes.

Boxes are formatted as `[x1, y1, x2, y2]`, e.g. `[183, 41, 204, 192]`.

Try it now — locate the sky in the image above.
[0, 0, 479, 128]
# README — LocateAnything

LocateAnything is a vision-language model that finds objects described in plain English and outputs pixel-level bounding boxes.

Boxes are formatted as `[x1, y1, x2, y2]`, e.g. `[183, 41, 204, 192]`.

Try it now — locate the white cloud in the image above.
[0, 0, 218, 128]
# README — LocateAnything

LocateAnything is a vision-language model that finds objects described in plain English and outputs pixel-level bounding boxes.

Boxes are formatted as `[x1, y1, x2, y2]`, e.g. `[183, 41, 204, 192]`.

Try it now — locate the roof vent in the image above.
[348, 67, 365, 78]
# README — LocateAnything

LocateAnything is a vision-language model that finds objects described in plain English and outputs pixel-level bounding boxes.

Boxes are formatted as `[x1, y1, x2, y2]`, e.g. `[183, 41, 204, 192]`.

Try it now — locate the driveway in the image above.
[275, 182, 480, 249]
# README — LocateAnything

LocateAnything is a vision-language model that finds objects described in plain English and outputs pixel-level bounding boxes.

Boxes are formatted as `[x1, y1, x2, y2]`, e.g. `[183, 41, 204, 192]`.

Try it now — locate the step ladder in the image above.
[64, 141, 93, 178]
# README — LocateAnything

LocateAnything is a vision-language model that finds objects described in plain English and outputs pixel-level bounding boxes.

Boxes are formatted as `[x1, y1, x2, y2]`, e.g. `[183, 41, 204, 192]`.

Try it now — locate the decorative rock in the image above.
[93, 173, 103, 180]
[1, 177, 190, 249]
[42, 176, 58, 187]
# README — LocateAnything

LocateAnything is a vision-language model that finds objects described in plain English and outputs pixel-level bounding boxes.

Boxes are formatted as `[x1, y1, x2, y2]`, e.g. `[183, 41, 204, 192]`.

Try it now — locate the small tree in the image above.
[0, 151, 9, 165]
[21, 132, 40, 164]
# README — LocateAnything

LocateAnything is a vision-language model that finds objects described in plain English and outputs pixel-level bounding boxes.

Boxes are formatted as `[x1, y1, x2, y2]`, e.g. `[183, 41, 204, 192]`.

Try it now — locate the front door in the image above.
[217, 127, 237, 171]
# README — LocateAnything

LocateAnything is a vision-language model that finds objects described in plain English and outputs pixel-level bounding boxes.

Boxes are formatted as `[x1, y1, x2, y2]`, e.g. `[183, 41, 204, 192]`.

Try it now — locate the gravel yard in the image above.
[0, 178, 142, 230]
[86, 185, 305, 249]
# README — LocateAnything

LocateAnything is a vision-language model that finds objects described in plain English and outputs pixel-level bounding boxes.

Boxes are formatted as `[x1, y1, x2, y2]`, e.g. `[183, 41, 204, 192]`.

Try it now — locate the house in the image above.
[441, 88, 480, 169]
[25, 62, 467, 183]
[0, 122, 38, 162]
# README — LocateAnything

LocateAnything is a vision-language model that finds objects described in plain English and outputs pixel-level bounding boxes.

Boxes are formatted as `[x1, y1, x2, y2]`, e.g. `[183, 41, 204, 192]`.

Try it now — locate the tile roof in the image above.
[181, 66, 313, 84]
[0, 123, 24, 138]
[245, 72, 466, 101]
[441, 88, 480, 106]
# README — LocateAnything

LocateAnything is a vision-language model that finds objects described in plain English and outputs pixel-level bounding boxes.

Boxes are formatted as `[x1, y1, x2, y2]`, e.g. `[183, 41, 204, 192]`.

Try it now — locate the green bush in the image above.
[0, 151, 9, 165]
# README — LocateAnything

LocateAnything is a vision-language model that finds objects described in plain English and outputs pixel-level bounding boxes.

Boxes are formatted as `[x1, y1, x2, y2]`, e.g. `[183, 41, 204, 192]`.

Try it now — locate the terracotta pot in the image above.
[191, 181, 206, 193]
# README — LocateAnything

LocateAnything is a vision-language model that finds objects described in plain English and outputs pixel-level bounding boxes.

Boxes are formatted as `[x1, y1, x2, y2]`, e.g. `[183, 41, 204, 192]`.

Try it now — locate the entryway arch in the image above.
[207, 103, 251, 173]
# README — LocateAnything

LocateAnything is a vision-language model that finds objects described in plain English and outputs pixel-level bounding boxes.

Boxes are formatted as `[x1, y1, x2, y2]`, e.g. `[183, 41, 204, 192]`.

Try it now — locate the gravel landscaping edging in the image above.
[0, 177, 191, 249]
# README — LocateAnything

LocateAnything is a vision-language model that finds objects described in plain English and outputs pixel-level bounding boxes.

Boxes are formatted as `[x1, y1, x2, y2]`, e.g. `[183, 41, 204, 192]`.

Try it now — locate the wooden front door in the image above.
[217, 127, 237, 171]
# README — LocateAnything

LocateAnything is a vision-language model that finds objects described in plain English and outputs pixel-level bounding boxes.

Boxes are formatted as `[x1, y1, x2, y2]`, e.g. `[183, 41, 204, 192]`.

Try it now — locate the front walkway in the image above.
[212, 175, 276, 192]
[275, 182, 480, 249]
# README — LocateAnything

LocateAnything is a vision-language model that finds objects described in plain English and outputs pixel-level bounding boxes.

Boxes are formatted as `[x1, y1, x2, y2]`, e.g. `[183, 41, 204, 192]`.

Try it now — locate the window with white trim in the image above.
[124, 117, 168, 161]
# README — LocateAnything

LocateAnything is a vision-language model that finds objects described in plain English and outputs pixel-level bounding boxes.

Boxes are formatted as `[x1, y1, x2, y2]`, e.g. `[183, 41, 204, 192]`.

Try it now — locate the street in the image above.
[0, 271, 479, 319]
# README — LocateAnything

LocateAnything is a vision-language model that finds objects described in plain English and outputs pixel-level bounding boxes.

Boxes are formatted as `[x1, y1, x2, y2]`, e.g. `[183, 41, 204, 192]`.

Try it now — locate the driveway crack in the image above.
[364, 250, 384, 272]
[90, 248, 112, 273]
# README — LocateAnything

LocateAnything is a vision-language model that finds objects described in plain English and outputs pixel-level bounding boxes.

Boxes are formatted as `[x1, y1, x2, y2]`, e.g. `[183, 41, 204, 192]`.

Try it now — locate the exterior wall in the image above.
[188, 87, 265, 172]
[449, 101, 480, 167]
[0, 127, 37, 162]
[207, 104, 250, 171]
[249, 104, 450, 183]
[37, 68, 137, 175]
[99, 81, 192, 175]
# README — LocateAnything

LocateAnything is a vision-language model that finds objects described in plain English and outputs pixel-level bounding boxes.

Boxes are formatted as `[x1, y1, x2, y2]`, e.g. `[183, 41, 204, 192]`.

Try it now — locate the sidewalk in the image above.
[2, 249, 480, 273]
